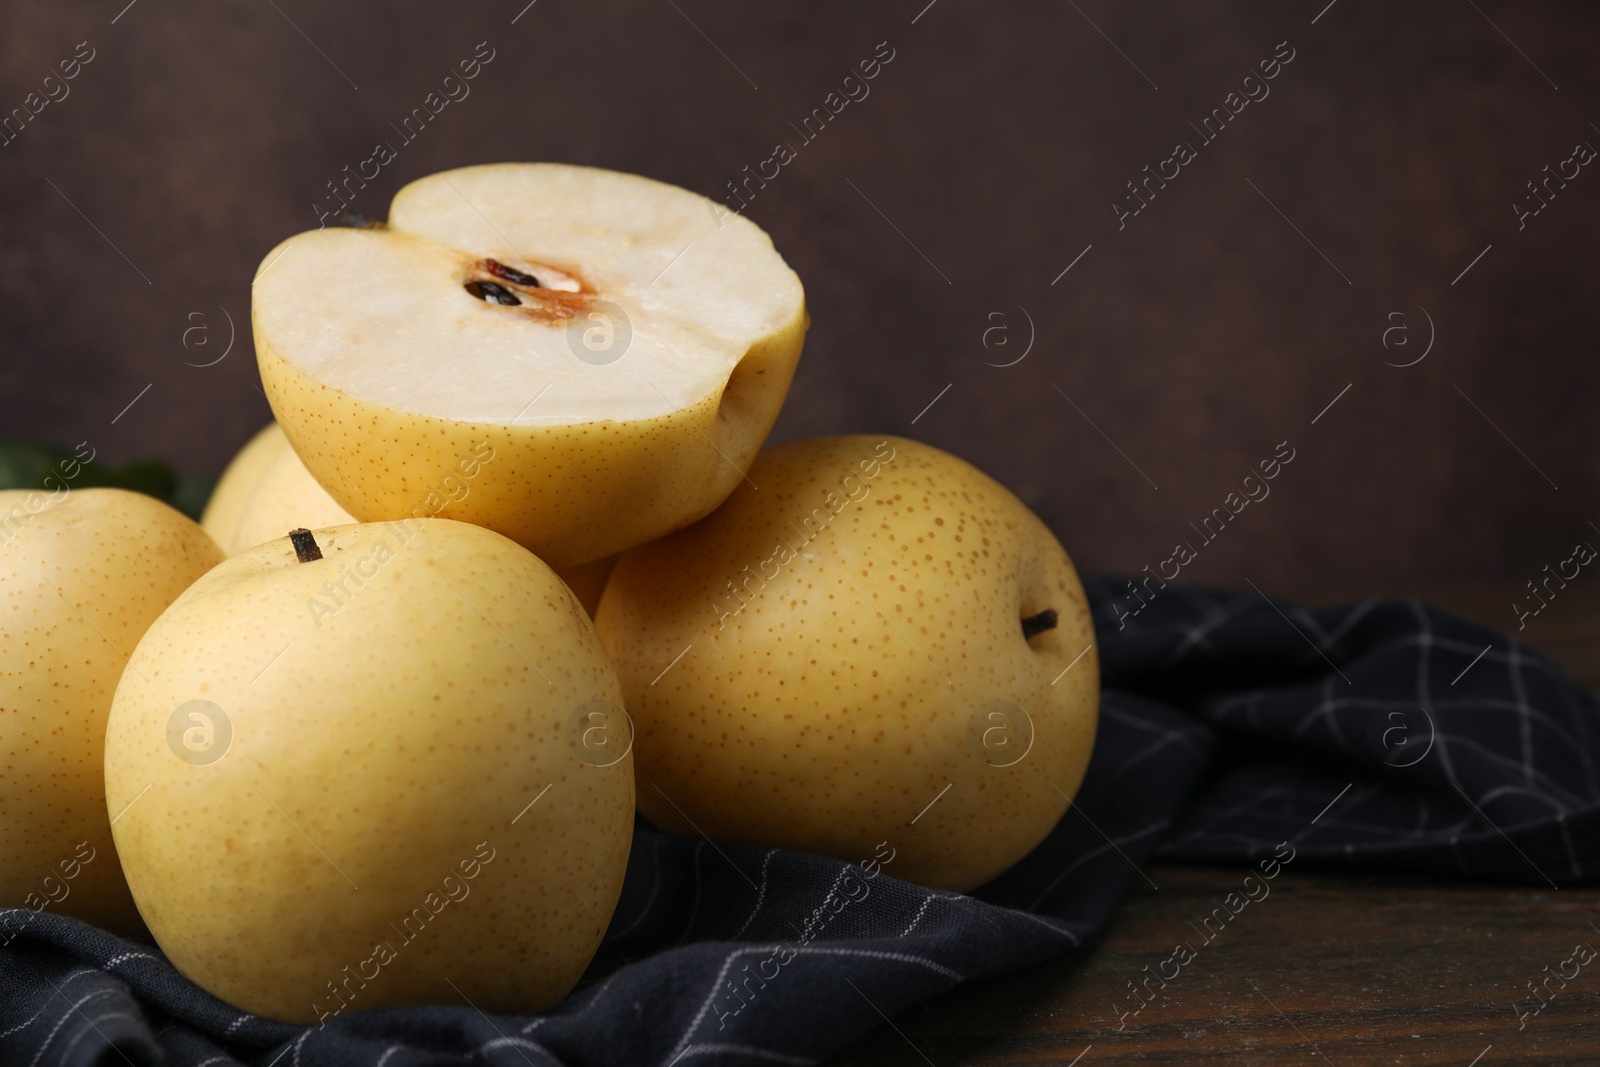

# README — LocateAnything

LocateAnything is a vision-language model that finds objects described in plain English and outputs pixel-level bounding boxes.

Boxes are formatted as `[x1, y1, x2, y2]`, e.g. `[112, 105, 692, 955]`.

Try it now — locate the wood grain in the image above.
[835, 866, 1600, 1065]
[833, 584, 1600, 1065]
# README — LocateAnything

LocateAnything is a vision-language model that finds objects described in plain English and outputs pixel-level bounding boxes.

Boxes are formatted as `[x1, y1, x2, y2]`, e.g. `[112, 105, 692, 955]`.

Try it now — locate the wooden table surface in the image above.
[833, 580, 1600, 1066]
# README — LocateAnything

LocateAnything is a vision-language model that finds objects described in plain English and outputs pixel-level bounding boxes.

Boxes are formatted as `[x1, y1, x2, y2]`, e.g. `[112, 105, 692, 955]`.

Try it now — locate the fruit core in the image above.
[461, 255, 595, 324]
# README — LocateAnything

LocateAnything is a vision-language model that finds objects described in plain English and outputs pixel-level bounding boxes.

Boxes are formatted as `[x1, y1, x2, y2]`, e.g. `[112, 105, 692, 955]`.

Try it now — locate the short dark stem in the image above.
[289, 528, 323, 563]
[1021, 609, 1058, 640]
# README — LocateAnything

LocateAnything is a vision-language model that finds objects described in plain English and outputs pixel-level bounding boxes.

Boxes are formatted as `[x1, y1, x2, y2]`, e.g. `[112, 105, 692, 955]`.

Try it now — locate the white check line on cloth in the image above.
[664, 944, 963, 1065]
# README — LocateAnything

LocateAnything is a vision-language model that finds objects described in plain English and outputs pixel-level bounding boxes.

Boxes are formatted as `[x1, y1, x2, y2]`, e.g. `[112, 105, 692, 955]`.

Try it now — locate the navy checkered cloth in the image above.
[4, 579, 1597, 1066]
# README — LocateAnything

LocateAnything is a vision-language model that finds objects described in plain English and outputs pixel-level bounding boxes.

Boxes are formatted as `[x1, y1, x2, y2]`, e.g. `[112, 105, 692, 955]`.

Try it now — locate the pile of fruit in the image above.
[0, 164, 1099, 1025]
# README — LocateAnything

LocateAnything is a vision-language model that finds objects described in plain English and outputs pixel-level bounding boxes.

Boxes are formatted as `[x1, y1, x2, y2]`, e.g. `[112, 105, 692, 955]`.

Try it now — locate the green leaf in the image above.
[0, 440, 214, 521]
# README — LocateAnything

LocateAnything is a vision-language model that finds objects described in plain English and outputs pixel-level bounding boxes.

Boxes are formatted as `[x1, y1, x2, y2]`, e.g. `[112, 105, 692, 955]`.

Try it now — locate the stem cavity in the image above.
[1021, 609, 1058, 640]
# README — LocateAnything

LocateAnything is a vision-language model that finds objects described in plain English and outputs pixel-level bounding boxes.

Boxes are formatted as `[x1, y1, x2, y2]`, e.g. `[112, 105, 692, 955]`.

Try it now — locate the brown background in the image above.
[2, 0, 1596, 600]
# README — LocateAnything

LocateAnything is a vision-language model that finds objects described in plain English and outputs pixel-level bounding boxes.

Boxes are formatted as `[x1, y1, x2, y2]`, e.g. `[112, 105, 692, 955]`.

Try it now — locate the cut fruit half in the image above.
[254, 163, 807, 567]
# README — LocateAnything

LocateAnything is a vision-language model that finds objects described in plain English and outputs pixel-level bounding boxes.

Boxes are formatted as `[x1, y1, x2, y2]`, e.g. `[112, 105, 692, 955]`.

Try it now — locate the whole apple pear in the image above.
[104, 519, 634, 1023]
[204, 422, 614, 618]
[201, 423, 355, 555]
[595, 435, 1098, 891]
[199, 422, 282, 548]
[0, 487, 223, 932]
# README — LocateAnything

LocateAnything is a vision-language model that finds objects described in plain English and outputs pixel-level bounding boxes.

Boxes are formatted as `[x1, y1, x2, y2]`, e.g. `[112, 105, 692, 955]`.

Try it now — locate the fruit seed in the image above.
[486, 259, 541, 288]
[465, 280, 522, 306]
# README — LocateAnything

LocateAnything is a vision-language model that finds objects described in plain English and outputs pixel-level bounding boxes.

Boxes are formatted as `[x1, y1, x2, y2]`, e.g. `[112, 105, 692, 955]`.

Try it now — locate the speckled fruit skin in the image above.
[0, 488, 223, 932]
[202, 423, 355, 555]
[199, 423, 281, 549]
[257, 315, 805, 570]
[202, 424, 606, 615]
[595, 435, 1099, 892]
[104, 519, 634, 1023]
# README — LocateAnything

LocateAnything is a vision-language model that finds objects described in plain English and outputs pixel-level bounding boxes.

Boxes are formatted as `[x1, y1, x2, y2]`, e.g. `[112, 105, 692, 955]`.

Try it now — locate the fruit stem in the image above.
[289, 528, 323, 563]
[1021, 609, 1058, 640]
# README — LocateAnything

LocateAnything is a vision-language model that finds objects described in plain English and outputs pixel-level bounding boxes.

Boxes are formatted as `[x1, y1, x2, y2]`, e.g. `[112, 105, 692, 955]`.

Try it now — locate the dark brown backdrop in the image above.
[3, 0, 1596, 600]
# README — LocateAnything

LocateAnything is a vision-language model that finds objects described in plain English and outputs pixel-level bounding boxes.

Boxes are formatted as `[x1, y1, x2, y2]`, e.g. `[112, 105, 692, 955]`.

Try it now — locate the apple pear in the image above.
[254, 162, 808, 569]
[204, 423, 611, 617]
[0, 487, 223, 932]
[103, 519, 635, 1022]
[201, 423, 355, 555]
[595, 435, 1098, 891]
[198, 422, 281, 548]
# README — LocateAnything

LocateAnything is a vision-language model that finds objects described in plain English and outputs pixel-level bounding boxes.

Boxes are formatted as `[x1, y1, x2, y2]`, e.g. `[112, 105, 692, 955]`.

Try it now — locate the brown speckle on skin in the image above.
[102, 518, 632, 1022]
[595, 435, 1099, 892]
[0, 489, 224, 933]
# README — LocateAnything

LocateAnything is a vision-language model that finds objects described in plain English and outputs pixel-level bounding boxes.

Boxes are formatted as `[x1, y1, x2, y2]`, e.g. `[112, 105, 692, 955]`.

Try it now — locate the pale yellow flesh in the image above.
[388, 163, 799, 420]
[203, 423, 356, 555]
[0, 488, 224, 931]
[255, 162, 807, 568]
[595, 436, 1099, 891]
[104, 519, 634, 1022]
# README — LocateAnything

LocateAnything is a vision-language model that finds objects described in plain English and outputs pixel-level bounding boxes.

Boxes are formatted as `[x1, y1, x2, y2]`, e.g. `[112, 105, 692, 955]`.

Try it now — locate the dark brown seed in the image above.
[486, 259, 541, 288]
[1021, 609, 1058, 640]
[465, 280, 522, 306]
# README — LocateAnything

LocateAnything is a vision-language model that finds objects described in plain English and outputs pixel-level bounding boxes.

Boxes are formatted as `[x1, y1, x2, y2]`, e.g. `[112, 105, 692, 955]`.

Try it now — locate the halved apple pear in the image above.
[253, 163, 807, 568]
